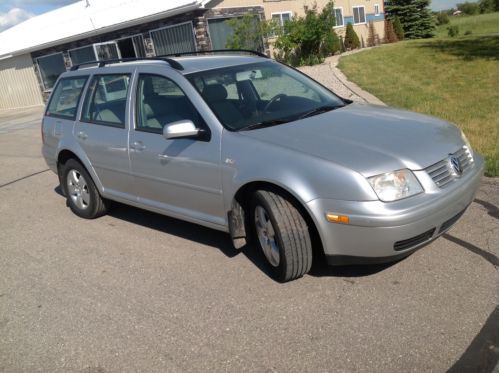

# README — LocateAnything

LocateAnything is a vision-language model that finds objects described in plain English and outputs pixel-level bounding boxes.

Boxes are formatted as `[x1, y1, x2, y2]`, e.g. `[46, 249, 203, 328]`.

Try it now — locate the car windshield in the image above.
[186, 61, 346, 131]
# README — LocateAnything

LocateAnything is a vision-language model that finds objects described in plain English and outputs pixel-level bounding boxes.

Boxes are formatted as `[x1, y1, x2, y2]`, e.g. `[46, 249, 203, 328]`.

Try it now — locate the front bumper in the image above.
[307, 154, 484, 265]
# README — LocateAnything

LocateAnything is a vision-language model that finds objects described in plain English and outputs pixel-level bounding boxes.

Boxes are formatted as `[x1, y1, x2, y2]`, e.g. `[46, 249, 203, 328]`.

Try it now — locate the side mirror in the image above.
[163, 120, 200, 140]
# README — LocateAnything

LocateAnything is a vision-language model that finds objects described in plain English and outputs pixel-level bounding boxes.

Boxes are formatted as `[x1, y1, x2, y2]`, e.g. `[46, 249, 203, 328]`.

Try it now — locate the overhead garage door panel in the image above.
[151, 22, 196, 56]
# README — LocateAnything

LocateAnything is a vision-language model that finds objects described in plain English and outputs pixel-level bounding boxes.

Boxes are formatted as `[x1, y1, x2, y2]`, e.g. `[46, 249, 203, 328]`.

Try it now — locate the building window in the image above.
[150, 22, 197, 56]
[207, 16, 264, 51]
[36, 53, 67, 91]
[68, 45, 97, 66]
[353, 6, 366, 24]
[271, 12, 292, 27]
[374, 4, 380, 16]
[334, 8, 344, 27]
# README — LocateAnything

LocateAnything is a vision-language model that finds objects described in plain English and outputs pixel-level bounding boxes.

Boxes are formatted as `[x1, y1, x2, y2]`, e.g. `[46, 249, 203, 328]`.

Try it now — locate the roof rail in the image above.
[161, 49, 269, 58]
[69, 57, 184, 71]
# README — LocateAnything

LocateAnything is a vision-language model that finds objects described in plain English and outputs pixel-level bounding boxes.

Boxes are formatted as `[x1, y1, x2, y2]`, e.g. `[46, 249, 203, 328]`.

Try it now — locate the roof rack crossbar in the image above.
[161, 49, 269, 58]
[70, 57, 184, 71]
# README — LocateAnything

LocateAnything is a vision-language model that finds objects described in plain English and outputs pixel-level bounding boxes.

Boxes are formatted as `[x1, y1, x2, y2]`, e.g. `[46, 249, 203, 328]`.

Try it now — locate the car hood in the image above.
[239, 103, 463, 177]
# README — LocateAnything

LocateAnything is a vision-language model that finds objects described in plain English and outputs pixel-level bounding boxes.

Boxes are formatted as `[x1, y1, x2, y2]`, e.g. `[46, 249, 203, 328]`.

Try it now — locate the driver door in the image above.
[129, 67, 225, 228]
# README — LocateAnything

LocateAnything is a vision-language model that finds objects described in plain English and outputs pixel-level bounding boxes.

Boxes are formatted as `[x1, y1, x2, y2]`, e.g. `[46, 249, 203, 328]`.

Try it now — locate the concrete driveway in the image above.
[0, 107, 497, 372]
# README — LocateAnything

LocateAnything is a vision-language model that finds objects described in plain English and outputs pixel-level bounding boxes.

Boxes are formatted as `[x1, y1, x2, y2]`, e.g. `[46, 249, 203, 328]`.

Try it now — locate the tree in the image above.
[478, 0, 499, 12]
[367, 21, 380, 47]
[385, 0, 435, 39]
[457, 2, 480, 14]
[392, 15, 405, 39]
[344, 22, 360, 50]
[273, 0, 340, 66]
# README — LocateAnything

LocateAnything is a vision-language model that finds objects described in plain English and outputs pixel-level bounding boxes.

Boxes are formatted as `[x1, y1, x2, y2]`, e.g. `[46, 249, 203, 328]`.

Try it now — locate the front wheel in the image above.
[250, 190, 313, 282]
[61, 159, 108, 219]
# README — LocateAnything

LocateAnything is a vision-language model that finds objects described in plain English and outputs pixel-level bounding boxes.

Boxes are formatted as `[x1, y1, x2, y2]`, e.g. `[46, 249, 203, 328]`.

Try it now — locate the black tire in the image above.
[250, 189, 313, 282]
[61, 159, 108, 219]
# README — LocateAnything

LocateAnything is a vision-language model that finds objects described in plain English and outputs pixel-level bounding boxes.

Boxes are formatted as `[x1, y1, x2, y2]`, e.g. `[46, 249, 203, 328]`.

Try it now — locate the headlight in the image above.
[368, 169, 423, 202]
[461, 132, 473, 155]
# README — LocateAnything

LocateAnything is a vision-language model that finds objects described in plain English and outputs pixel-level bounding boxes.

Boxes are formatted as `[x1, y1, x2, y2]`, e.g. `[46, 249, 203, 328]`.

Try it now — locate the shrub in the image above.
[436, 12, 450, 25]
[273, 0, 340, 66]
[383, 19, 399, 43]
[448, 25, 460, 37]
[392, 16, 405, 40]
[344, 23, 361, 50]
[367, 21, 380, 47]
[464, 29, 473, 35]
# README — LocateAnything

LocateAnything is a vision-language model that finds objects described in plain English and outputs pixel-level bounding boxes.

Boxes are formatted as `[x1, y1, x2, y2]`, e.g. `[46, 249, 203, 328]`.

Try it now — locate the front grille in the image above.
[425, 146, 474, 188]
[394, 228, 436, 251]
[438, 208, 467, 234]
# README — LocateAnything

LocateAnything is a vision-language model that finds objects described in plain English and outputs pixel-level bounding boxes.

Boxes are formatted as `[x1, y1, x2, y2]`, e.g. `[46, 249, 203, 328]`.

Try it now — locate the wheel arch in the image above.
[228, 181, 325, 260]
[56, 149, 104, 195]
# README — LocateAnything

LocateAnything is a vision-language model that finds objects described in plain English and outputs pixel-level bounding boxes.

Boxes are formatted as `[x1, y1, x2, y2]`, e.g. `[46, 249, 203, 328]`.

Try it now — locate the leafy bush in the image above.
[436, 12, 450, 25]
[478, 0, 499, 13]
[392, 16, 405, 40]
[273, 1, 340, 66]
[448, 25, 460, 37]
[344, 23, 361, 49]
[464, 29, 473, 35]
[457, 2, 480, 14]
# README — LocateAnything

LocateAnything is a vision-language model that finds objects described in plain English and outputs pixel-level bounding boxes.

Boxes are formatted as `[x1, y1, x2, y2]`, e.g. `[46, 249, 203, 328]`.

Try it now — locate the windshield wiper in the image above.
[298, 105, 342, 119]
[238, 119, 290, 131]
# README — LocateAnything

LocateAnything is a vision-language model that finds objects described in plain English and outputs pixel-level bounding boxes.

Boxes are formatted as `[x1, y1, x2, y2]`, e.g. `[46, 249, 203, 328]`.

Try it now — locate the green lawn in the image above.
[338, 13, 499, 176]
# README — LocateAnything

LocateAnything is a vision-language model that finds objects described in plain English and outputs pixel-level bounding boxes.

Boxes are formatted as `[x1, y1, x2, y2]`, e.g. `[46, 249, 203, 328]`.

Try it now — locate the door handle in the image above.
[77, 131, 88, 140]
[131, 141, 145, 151]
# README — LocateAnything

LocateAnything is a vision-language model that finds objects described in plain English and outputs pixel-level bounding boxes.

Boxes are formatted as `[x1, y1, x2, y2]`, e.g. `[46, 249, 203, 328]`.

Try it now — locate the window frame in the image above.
[271, 11, 293, 27]
[36, 52, 67, 92]
[80, 73, 132, 129]
[116, 34, 146, 58]
[353, 5, 366, 25]
[149, 21, 197, 57]
[374, 4, 380, 16]
[134, 73, 210, 138]
[68, 44, 97, 66]
[45, 76, 89, 120]
[333, 7, 345, 28]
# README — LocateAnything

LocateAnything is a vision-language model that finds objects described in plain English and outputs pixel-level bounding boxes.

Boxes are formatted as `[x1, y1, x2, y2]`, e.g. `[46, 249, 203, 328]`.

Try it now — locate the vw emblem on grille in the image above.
[449, 155, 463, 176]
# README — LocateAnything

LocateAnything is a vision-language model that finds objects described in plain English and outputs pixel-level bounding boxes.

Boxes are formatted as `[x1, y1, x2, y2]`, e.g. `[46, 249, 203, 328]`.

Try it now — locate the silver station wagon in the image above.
[42, 51, 484, 282]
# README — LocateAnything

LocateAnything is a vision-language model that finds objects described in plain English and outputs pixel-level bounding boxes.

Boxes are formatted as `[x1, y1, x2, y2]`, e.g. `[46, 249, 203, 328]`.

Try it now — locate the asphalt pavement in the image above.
[0, 107, 497, 372]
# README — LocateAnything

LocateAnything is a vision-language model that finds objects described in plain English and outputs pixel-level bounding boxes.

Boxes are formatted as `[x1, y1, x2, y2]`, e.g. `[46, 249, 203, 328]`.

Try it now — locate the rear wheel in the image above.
[61, 159, 108, 219]
[250, 189, 313, 282]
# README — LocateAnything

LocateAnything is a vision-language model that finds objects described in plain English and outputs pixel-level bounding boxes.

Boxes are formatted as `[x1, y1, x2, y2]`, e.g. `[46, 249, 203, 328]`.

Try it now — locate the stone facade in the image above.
[31, 6, 265, 100]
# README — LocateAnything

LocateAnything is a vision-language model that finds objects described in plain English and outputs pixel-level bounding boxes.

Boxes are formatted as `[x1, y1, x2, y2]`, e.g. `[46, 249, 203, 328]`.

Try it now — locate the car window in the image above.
[136, 74, 206, 134]
[187, 61, 345, 131]
[46, 77, 88, 119]
[81, 74, 130, 128]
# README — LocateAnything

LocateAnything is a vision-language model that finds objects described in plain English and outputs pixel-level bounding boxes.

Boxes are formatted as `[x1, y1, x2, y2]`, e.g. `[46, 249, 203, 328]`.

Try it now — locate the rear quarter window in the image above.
[46, 77, 88, 119]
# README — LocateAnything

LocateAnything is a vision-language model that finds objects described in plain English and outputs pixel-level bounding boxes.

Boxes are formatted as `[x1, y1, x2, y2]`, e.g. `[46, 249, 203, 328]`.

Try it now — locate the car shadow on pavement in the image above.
[54, 187, 397, 281]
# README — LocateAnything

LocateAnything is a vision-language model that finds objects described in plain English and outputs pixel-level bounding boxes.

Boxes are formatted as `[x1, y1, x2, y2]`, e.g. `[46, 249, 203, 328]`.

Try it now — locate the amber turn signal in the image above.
[326, 213, 350, 224]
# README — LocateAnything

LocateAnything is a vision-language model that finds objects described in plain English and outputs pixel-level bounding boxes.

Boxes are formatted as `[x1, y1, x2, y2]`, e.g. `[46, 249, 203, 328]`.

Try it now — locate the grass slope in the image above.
[338, 13, 499, 176]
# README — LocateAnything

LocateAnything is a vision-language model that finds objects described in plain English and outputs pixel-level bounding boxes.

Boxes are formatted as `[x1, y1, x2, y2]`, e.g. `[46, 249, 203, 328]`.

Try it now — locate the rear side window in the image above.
[81, 74, 130, 128]
[46, 77, 88, 119]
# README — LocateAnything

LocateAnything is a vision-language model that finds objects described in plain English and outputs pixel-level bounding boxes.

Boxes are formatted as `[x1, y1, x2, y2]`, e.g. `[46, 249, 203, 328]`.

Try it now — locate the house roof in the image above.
[0, 0, 210, 59]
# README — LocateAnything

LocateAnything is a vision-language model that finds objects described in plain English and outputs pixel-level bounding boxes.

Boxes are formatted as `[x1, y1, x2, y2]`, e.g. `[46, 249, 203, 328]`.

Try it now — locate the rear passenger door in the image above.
[74, 71, 135, 199]
[44, 76, 88, 155]
[128, 68, 225, 227]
